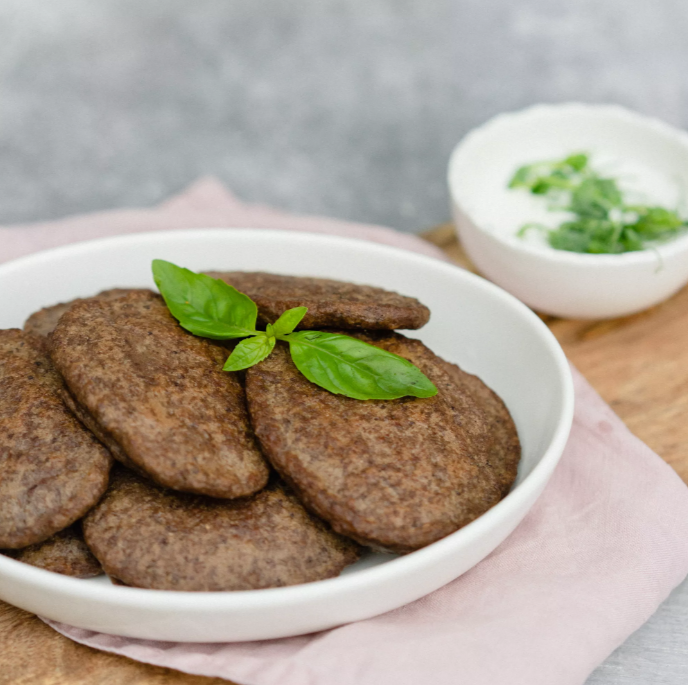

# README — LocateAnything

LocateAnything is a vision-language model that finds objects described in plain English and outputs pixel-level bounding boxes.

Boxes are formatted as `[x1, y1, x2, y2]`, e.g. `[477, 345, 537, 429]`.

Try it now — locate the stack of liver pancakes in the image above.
[0, 274, 519, 591]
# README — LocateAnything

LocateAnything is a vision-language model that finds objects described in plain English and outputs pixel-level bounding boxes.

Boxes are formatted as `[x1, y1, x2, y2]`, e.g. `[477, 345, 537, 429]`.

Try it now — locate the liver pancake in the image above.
[23, 289, 142, 339]
[0, 330, 112, 549]
[50, 290, 269, 499]
[83, 467, 361, 591]
[204, 271, 430, 330]
[245, 331, 520, 553]
[2, 523, 102, 578]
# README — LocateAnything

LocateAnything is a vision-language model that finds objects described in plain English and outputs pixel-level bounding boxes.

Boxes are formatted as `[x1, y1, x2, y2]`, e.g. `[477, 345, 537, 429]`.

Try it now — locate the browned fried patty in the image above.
[50, 290, 269, 499]
[83, 468, 361, 591]
[23, 289, 141, 338]
[2, 523, 102, 578]
[0, 330, 113, 549]
[246, 331, 520, 553]
[204, 271, 430, 330]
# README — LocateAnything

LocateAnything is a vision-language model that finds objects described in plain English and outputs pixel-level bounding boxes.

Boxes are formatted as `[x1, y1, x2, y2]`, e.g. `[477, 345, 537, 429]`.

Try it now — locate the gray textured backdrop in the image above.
[1, 0, 688, 231]
[2, 1, 688, 683]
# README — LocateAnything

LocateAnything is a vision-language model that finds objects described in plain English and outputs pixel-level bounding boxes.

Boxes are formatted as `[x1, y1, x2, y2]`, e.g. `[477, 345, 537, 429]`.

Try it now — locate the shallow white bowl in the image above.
[448, 103, 688, 319]
[0, 228, 573, 642]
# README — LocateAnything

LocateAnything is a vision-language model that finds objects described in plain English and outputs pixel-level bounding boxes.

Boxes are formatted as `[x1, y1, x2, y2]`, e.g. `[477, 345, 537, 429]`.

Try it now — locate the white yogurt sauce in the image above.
[480, 153, 687, 249]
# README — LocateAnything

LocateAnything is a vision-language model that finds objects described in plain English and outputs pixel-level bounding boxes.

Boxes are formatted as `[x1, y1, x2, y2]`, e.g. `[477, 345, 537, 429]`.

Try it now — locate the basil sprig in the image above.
[152, 260, 437, 401]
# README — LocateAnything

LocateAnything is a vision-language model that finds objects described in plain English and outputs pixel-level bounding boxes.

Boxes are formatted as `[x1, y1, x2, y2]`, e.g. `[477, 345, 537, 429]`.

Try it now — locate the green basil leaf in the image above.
[286, 331, 438, 400]
[563, 153, 588, 172]
[508, 164, 533, 189]
[152, 260, 258, 339]
[223, 334, 276, 372]
[272, 307, 308, 336]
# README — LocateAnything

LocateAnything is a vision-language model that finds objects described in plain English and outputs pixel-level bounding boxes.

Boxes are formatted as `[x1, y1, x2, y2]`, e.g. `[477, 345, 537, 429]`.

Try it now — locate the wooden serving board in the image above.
[2, 226, 687, 684]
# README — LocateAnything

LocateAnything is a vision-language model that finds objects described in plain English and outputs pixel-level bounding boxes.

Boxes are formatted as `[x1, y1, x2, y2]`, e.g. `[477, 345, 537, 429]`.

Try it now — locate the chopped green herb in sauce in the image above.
[509, 153, 688, 254]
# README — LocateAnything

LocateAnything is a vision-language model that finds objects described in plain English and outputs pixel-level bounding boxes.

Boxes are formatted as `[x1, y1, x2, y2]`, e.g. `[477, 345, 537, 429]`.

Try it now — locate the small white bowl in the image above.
[448, 103, 688, 319]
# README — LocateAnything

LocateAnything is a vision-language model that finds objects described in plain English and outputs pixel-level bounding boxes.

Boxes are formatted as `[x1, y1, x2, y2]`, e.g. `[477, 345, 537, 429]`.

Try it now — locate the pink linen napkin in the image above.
[5, 179, 688, 685]
[0, 176, 446, 264]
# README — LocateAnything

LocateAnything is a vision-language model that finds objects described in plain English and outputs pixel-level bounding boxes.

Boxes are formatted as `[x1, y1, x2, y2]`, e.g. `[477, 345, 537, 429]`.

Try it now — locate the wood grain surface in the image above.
[0, 601, 230, 685]
[2, 225, 686, 684]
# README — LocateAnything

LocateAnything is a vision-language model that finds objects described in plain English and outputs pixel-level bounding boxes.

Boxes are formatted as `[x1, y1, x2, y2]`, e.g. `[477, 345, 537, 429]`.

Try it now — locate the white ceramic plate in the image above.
[0, 229, 574, 642]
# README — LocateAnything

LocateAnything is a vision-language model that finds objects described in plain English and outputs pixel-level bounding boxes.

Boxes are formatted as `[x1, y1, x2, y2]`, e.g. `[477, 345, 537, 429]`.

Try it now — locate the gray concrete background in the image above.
[2, 1, 688, 683]
[1, 0, 688, 232]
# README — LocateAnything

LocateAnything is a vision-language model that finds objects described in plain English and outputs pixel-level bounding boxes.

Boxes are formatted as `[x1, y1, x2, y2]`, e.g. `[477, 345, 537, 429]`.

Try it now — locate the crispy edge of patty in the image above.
[0, 329, 113, 548]
[49, 291, 269, 499]
[245, 331, 520, 553]
[59, 386, 143, 474]
[83, 467, 362, 591]
[204, 271, 430, 330]
[2, 523, 102, 578]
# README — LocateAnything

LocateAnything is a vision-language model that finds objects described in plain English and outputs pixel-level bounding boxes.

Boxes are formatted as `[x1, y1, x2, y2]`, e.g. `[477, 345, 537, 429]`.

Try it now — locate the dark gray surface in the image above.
[588, 578, 688, 684]
[2, 2, 688, 683]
